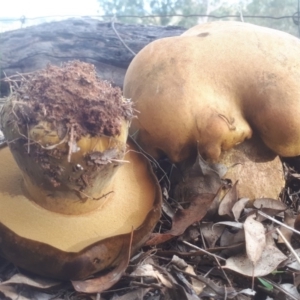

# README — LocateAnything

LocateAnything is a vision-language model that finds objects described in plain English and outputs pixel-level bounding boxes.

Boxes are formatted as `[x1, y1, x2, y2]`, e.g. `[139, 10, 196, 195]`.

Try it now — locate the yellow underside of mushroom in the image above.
[0, 145, 155, 252]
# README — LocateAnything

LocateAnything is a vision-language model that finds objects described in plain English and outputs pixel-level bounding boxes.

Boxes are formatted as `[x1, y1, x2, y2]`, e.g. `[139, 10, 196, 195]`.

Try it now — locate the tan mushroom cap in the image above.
[0, 141, 162, 280]
[124, 21, 300, 163]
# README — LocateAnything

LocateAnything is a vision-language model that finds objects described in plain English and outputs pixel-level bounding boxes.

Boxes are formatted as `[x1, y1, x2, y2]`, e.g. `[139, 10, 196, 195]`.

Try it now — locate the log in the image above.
[0, 18, 185, 95]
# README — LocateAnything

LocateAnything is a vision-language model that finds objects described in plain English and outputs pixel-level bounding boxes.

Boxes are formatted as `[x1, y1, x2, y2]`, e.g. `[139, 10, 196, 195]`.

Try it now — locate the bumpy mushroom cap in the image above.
[124, 21, 300, 163]
[0, 61, 162, 280]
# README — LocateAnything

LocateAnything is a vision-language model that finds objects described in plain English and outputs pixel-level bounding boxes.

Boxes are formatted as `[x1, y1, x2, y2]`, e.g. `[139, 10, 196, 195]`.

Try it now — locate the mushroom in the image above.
[123, 21, 296, 198]
[0, 61, 161, 280]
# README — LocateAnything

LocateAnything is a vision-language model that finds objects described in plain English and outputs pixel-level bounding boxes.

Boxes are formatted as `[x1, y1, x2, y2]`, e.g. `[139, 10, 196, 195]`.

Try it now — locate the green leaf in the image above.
[257, 278, 274, 291]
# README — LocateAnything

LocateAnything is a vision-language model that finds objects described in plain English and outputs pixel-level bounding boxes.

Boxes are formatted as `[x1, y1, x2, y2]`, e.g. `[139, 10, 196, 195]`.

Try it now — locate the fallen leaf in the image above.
[162, 199, 175, 219]
[214, 221, 244, 230]
[219, 227, 245, 257]
[131, 263, 173, 288]
[0, 273, 64, 300]
[279, 283, 300, 299]
[172, 270, 200, 299]
[253, 198, 287, 222]
[224, 244, 287, 276]
[278, 209, 295, 244]
[146, 232, 174, 246]
[244, 214, 266, 266]
[170, 193, 216, 236]
[220, 228, 245, 247]
[253, 198, 287, 211]
[72, 230, 133, 293]
[200, 222, 225, 248]
[295, 273, 300, 288]
[184, 265, 205, 295]
[0, 285, 58, 300]
[147, 193, 216, 246]
[218, 181, 238, 218]
[1, 273, 61, 289]
[175, 153, 223, 202]
[286, 248, 300, 271]
[111, 288, 151, 300]
[232, 198, 249, 221]
[170, 255, 188, 269]
[294, 214, 300, 231]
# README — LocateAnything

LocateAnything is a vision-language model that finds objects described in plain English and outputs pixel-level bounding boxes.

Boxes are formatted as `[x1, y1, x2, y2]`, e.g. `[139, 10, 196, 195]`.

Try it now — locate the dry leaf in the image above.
[220, 228, 245, 247]
[131, 263, 173, 288]
[218, 181, 238, 217]
[278, 210, 295, 244]
[172, 269, 200, 299]
[294, 274, 300, 287]
[184, 265, 205, 295]
[286, 248, 300, 271]
[162, 199, 175, 219]
[232, 198, 249, 221]
[214, 221, 244, 229]
[200, 222, 225, 248]
[147, 193, 216, 246]
[224, 244, 287, 276]
[294, 214, 300, 231]
[0, 273, 64, 300]
[170, 255, 188, 269]
[175, 153, 223, 202]
[280, 283, 300, 299]
[170, 193, 216, 236]
[1, 273, 61, 289]
[146, 232, 174, 246]
[111, 288, 151, 300]
[254, 198, 287, 222]
[72, 231, 133, 293]
[0, 285, 57, 300]
[253, 198, 287, 211]
[244, 214, 266, 266]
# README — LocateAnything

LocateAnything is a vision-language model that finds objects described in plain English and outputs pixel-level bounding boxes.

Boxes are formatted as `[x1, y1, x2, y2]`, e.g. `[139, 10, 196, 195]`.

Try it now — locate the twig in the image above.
[182, 241, 226, 261]
[67, 124, 74, 163]
[261, 278, 299, 300]
[111, 17, 136, 56]
[276, 228, 300, 265]
[258, 210, 300, 235]
[128, 143, 171, 192]
[238, 5, 244, 22]
[172, 265, 235, 296]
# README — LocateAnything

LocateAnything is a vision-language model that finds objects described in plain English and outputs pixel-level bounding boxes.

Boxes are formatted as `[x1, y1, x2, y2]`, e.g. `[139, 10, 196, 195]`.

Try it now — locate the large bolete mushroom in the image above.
[0, 61, 161, 280]
[123, 21, 298, 198]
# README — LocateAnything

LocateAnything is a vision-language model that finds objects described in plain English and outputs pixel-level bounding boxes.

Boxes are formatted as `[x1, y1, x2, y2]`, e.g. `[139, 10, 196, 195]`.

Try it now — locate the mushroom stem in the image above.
[0, 61, 132, 214]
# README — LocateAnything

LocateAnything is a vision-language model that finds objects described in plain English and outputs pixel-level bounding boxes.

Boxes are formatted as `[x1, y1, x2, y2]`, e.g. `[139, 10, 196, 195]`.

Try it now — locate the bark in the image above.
[0, 18, 185, 95]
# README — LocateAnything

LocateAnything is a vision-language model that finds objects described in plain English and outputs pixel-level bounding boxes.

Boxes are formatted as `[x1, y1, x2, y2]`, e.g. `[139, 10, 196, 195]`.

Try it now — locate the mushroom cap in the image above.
[124, 21, 300, 163]
[0, 140, 162, 280]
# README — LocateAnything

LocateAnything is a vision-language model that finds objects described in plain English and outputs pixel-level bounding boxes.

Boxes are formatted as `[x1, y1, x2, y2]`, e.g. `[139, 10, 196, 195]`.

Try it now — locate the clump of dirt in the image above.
[13, 60, 132, 139]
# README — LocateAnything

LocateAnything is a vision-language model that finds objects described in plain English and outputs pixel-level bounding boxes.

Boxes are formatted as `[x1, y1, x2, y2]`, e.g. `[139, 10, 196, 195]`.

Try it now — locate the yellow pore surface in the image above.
[0, 146, 155, 252]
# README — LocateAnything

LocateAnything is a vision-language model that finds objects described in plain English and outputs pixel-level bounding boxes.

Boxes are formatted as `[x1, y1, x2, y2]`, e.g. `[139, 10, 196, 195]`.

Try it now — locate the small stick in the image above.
[276, 228, 300, 265]
[182, 241, 226, 261]
[258, 211, 300, 235]
[68, 124, 74, 163]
